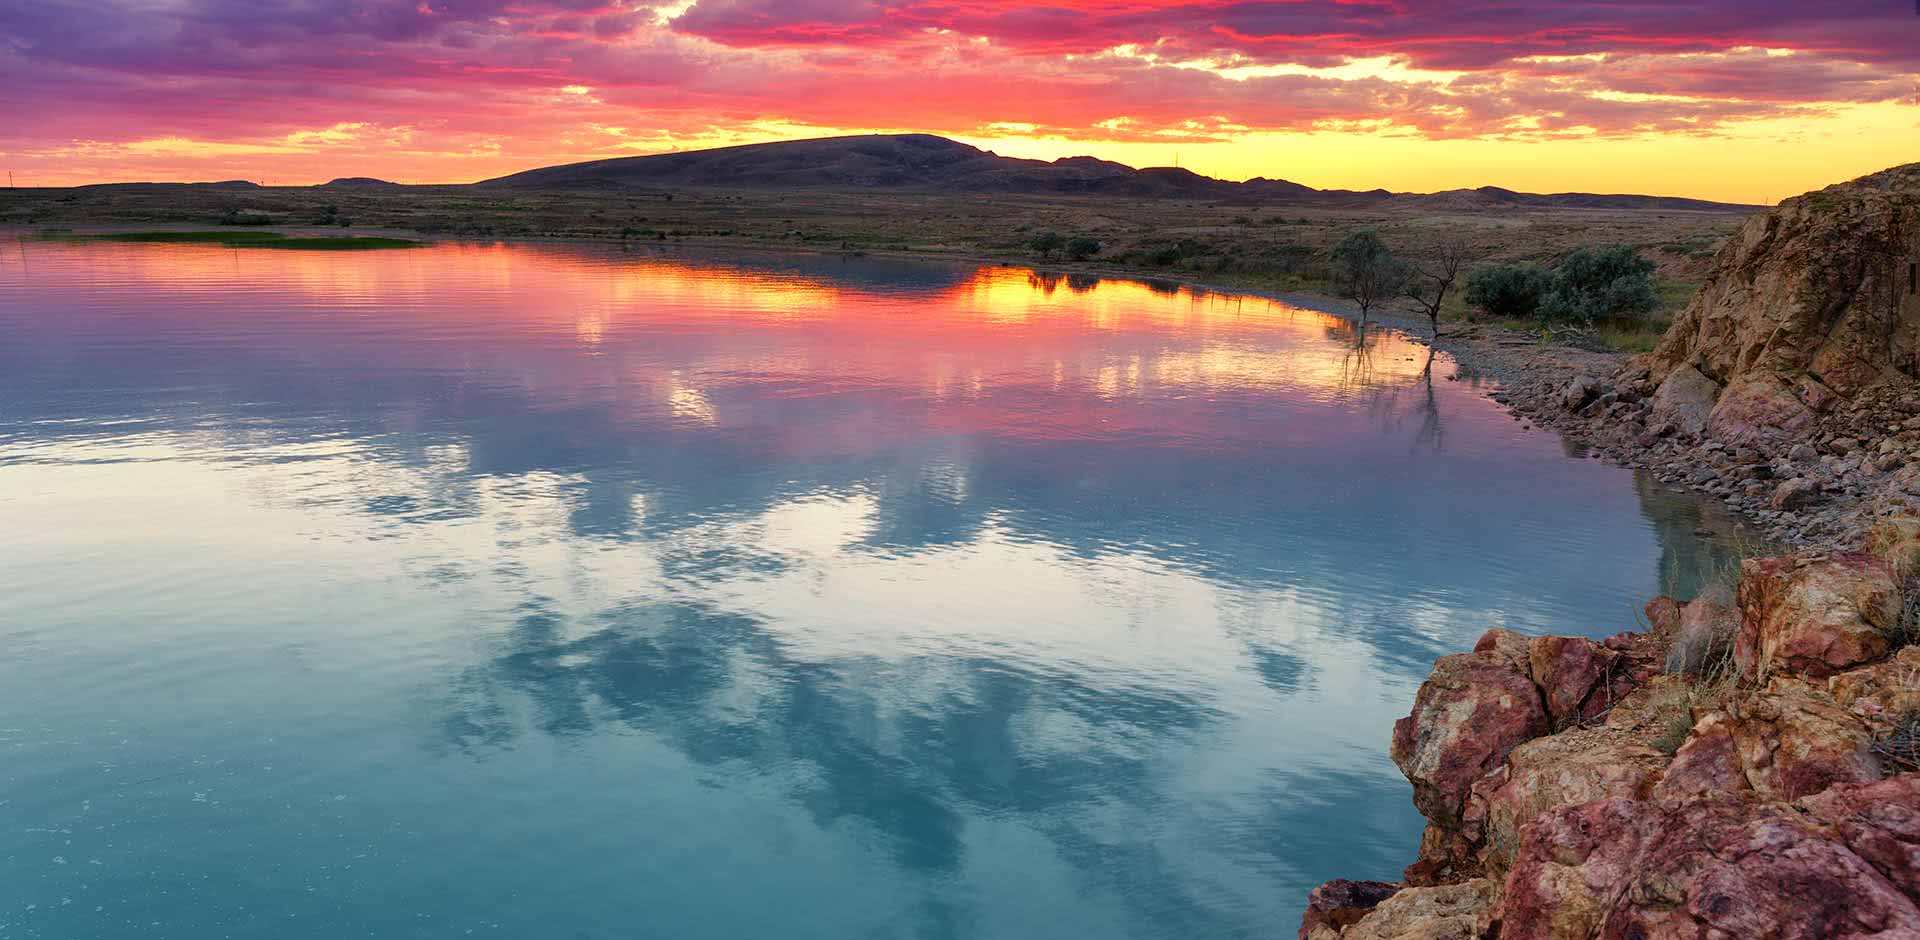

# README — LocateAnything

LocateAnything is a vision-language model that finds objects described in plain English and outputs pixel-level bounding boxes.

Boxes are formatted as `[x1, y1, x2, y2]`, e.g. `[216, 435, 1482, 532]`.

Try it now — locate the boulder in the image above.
[1391, 642, 1549, 829]
[1527, 635, 1626, 724]
[1706, 373, 1819, 447]
[1495, 795, 1920, 940]
[1560, 377, 1598, 412]
[1771, 476, 1822, 510]
[1299, 879, 1400, 940]
[1464, 728, 1666, 876]
[1651, 712, 1751, 800]
[1736, 553, 1902, 679]
[1723, 679, 1881, 800]
[1335, 879, 1495, 940]
[1647, 364, 1720, 438]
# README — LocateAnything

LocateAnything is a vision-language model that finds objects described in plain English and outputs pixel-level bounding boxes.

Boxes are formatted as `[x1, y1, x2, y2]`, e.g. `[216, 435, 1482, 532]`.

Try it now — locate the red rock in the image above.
[1391, 649, 1549, 830]
[1799, 775, 1920, 898]
[1830, 645, 1920, 723]
[1643, 596, 1682, 642]
[1495, 796, 1920, 940]
[1735, 553, 1902, 680]
[1298, 878, 1400, 940]
[1527, 636, 1625, 725]
[1724, 679, 1881, 800]
[1644, 164, 1920, 402]
[1706, 373, 1819, 447]
[1651, 712, 1751, 801]
[1466, 728, 1665, 877]
[1770, 476, 1822, 510]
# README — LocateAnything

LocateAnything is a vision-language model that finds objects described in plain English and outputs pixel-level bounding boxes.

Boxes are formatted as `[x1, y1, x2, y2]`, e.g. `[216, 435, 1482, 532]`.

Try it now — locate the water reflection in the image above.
[0, 238, 1746, 940]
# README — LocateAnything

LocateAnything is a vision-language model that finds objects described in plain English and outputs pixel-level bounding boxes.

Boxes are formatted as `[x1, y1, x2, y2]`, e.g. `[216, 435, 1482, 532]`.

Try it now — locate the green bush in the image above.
[1064, 236, 1101, 261]
[1537, 246, 1658, 324]
[1465, 263, 1550, 320]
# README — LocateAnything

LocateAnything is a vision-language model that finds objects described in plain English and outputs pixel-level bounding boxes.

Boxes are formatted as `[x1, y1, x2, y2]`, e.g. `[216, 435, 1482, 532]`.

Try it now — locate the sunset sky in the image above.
[3, 1, 1916, 201]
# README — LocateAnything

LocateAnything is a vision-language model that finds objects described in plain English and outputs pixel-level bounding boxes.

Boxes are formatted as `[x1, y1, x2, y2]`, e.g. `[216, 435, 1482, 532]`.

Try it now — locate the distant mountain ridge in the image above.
[475, 133, 1755, 212]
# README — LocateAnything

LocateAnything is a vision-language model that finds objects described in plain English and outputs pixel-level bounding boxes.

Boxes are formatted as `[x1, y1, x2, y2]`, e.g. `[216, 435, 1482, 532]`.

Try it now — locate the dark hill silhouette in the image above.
[320, 177, 404, 189]
[474, 133, 1754, 211]
[75, 180, 261, 192]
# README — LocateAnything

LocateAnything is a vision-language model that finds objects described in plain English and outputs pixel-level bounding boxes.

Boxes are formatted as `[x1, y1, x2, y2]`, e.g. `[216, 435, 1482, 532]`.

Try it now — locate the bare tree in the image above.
[1404, 240, 1470, 338]
[1332, 231, 1408, 326]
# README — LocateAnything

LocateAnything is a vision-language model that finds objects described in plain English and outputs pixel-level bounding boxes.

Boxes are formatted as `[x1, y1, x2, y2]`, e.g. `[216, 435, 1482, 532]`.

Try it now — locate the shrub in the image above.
[1537, 245, 1658, 325]
[1465, 263, 1551, 320]
[1064, 236, 1102, 261]
[1028, 231, 1065, 259]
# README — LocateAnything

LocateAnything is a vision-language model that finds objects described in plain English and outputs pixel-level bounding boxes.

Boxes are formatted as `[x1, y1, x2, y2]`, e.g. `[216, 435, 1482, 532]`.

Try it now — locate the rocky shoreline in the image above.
[1302, 514, 1920, 940]
[1302, 163, 1920, 938]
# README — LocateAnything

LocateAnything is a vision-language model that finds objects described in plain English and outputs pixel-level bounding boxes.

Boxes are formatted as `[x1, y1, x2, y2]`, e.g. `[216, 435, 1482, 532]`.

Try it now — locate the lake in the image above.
[0, 236, 1739, 939]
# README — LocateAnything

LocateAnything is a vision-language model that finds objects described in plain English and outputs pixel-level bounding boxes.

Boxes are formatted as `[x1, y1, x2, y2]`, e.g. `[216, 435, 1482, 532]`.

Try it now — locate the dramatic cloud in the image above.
[0, 1, 1913, 193]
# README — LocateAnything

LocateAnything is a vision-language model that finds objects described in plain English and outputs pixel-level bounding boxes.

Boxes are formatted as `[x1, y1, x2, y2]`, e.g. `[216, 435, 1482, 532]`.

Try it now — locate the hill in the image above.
[320, 177, 404, 189]
[475, 133, 1754, 212]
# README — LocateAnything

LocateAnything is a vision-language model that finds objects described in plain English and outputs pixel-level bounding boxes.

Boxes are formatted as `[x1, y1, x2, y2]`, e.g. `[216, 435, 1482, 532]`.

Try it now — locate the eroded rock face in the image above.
[1736, 553, 1902, 680]
[1390, 639, 1549, 830]
[1707, 373, 1819, 447]
[1724, 679, 1881, 801]
[1645, 164, 1920, 405]
[1495, 796, 1920, 940]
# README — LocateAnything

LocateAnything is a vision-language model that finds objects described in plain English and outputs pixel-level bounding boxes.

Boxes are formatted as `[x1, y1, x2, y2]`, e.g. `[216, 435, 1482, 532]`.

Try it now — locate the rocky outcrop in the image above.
[1390, 634, 1551, 831]
[1303, 531, 1920, 940]
[1736, 553, 1901, 680]
[1646, 163, 1920, 408]
[1470, 164, 1920, 552]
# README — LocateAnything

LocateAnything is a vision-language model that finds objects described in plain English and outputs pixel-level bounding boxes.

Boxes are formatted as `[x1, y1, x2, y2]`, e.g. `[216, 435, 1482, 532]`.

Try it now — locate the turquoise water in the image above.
[0, 238, 1735, 939]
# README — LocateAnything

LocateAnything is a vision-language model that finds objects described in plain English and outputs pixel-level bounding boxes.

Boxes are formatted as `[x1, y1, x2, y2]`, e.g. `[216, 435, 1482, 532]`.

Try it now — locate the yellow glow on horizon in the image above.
[957, 100, 1920, 204]
[10, 99, 1915, 202]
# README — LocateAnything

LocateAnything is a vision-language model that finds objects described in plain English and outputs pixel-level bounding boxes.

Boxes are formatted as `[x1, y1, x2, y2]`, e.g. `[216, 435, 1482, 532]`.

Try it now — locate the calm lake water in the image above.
[0, 237, 1739, 939]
